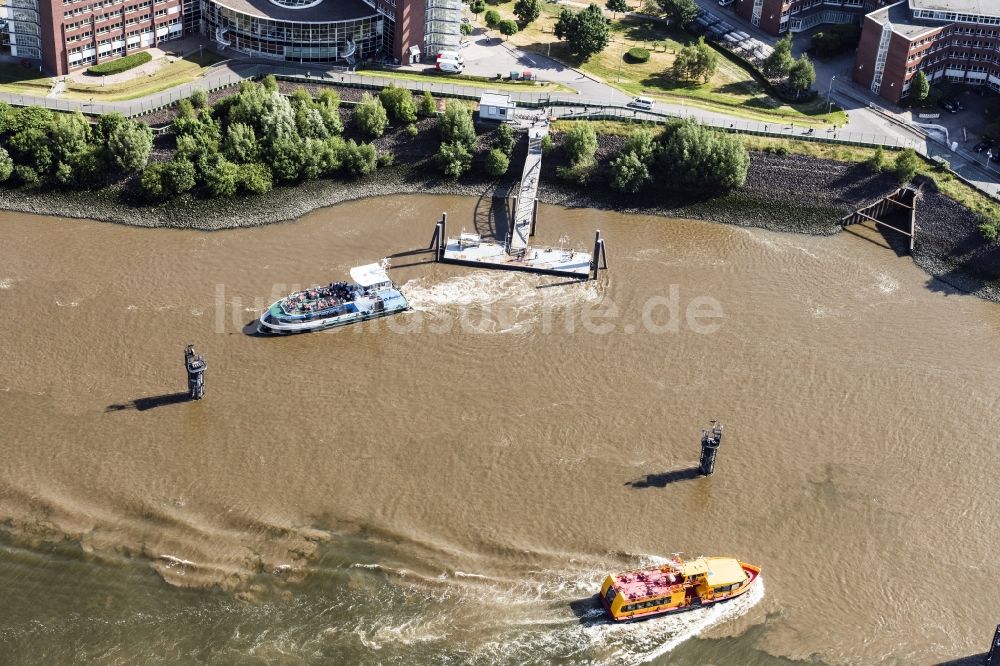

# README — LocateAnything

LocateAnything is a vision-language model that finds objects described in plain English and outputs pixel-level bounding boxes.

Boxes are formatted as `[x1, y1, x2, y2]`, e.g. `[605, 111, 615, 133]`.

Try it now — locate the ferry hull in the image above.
[601, 562, 760, 623]
[257, 304, 407, 335]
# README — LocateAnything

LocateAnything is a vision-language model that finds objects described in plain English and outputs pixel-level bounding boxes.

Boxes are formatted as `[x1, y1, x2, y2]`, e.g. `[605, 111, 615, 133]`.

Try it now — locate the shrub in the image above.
[190, 89, 208, 109]
[540, 134, 554, 153]
[556, 159, 594, 185]
[496, 122, 515, 156]
[625, 47, 650, 64]
[201, 155, 240, 197]
[485, 147, 510, 176]
[979, 218, 999, 242]
[164, 159, 196, 194]
[224, 122, 259, 163]
[343, 140, 377, 177]
[379, 85, 418, 124]
[484, 9, 501, 27]
[0, 146, 13, 182]
[461, 22, 473, 35]
[437, 141, 473, 179]
[655, 118, 749, 193]
[353, 93, 389, 138]
[561, 123, 597, 165]
[240, 162, 273, 195]
[13, 165, 39, 187]
[139, 163, 168, 200]
[106, 118, 152, 172]
[85, 51, 152, 76]
[419, 90, 437, 117]
[610, 150, 650, 193]
[866, 147, 887, 173]
[405, 123, 419, 137]
[894, 148, 920, 184]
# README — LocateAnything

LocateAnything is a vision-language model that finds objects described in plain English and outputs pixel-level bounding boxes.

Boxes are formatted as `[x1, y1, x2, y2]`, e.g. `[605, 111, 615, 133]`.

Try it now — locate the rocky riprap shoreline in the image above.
[0, 126, 996, 301]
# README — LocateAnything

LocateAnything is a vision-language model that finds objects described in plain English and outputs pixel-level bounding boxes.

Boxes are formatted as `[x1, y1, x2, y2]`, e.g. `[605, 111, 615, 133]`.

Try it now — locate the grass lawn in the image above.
[478, 7, 845, 126]
[0, 63, 56, 96]
[61, 50, 226, 101]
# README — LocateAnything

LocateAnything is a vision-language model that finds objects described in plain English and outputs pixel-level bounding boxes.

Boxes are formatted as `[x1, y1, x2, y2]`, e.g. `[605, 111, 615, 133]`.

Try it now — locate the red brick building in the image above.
[0, 0, 459, 75]
[854, 0, 1000, 104]
[733, 0, 888, 36]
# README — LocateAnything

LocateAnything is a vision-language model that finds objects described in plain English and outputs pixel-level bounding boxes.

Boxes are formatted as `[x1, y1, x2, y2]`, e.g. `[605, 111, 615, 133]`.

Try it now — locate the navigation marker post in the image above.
[184, 345, 206, 400]
[699, 421, 723, 476]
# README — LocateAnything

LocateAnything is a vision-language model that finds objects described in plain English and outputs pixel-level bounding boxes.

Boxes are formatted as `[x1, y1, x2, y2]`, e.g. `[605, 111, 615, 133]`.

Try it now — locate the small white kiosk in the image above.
[478, 91, 516, 122]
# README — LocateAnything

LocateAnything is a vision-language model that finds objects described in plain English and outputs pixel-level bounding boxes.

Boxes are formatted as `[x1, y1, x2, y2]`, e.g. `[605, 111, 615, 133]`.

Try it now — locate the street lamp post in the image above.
[826, 75, 837, 114]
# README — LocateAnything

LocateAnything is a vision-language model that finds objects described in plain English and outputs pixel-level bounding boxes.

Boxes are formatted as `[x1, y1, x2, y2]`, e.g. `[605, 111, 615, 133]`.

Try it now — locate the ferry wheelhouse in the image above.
[600, 555, 759, 622]
[257, 261, 408, 334]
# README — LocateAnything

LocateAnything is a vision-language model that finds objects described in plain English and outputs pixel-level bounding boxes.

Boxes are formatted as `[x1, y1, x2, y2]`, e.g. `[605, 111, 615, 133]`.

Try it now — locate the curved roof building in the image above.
[2, 0, 459, 75]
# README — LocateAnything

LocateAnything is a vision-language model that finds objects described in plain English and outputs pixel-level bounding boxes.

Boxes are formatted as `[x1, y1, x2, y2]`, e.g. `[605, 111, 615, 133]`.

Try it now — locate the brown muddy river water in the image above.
[0, 194, 998, 665]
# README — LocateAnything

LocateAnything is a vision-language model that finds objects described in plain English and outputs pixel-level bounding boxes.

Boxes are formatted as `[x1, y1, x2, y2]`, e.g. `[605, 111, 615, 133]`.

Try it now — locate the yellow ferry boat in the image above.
[600, 555, 760, 622]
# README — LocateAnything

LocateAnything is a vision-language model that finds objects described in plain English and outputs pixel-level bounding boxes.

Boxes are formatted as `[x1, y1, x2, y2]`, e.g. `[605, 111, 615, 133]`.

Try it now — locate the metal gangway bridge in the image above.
[506, 123, 546, 259]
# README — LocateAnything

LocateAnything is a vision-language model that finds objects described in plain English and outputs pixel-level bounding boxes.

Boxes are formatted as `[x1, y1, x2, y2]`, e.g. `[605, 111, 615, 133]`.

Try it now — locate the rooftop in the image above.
[479, 91, 514, 107]
[213, 0, 378, 23]
[909, 0, 1000, 18]
[868, 1, 942, 40]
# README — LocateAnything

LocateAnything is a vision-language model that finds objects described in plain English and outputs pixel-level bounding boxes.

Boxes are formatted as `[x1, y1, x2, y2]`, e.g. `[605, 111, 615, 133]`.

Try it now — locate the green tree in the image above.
[379, 86, 418, 124]
[610, 150, 650, 193]
[623, 128, 657, 165]
[498, 19, 519, 39]
[50, 112, 91, 164]
[514, 0, 540, 24]
[606, 0, 628, 18]
[910, 70, 930, 104]
[420, 90, 437, 117]
[0, 146, 13, 182]
[658, 0, 698, 26]
[224, 122, 259, 163]
[240, 162, 273, 194]
[437, 141, 473, 179]
[485, 147, 510, 176]
[672, 37, 717, 82]
[894, 148, 920, 184]
[866, 147, 887, 173]
[496, 123, 515, 156]
[484, 9, 501, 27]
[561, 123, 597, 165]
[470, 0, 485, 15]
[655, 118, 749, 193]
[763, 34, 794, 79]
[439, 100, 477, 148]
[139, 162, 168, 200]
[201, 155, 240, 197]
[461, 22, 474, 35]
[554, 4, 610, 60]
[291, 88, 331, 140]
[107, 121, 152, 173]
[354, 92, 389, 138]
[787, 54, 816, 98]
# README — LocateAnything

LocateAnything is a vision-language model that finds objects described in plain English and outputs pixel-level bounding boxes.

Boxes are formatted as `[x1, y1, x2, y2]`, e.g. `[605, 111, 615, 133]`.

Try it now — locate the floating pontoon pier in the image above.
[427, 123, 608, 280]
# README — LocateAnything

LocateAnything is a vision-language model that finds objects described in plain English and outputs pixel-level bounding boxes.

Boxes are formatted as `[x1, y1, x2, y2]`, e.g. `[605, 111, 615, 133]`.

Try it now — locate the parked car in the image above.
[627, 96, 655, 111]
[459, 38, 471, 48]
[939, 99, 957, 113]
[974, 141, 992, 153]
[718, 0, 734, 5]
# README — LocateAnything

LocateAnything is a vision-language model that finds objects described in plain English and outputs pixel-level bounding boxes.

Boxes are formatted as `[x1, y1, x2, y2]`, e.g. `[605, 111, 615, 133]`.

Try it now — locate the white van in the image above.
[437, 58, 464, 74]
[627, 96, 655, 111]
[437, 50, 464, 65]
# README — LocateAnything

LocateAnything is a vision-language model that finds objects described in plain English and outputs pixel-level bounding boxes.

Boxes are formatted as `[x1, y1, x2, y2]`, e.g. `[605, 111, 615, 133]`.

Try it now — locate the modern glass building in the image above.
[0, 0, 460, 74]
[201, 0, 387, 64]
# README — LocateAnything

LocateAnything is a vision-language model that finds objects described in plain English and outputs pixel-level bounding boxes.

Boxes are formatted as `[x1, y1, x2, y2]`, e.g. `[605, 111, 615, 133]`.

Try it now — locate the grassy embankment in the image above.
[476, 5, 846, 126]
[0, 51, 225, 102]
[554, 117, 1000, 224]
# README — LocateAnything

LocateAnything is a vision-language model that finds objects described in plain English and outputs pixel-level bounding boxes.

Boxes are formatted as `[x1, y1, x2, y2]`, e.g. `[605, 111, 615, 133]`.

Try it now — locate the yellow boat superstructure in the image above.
[599, 555, 760, 622]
